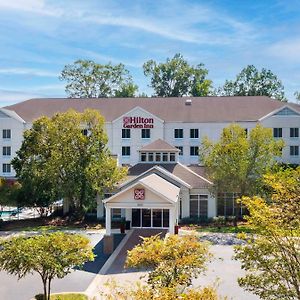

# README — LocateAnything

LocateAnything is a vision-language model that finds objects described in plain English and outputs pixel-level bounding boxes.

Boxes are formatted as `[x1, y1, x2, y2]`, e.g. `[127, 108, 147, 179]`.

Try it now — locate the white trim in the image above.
[259, 105, 300, 121]
[112, 106, 165, 124]
[104, 179, 178, 205]
[0, 109, 26, 123]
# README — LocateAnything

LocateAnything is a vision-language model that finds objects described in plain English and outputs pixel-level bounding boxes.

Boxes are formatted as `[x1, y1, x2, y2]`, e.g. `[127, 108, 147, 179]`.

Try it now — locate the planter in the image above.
[120, 223, 125, 234]
[174, 225, 179, 234]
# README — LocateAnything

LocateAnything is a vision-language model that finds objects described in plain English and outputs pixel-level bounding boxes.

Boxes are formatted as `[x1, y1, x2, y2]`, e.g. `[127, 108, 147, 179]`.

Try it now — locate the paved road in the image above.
[0, 231, 105, 300]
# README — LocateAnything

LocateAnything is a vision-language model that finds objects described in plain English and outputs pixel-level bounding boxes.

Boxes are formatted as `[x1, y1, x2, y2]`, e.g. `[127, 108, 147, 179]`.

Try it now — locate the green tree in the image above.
[200, 124, 283, 217]
[143, 53, 212, 97]
[126, 234, 211, 289]
[234, 167, 300, 300]
[60, 59, 138, 98]
[0, 232, 94, 300]
[12, 109, 127, 217]
[0, 178, 20, 207]
[219, 65, 286, 101]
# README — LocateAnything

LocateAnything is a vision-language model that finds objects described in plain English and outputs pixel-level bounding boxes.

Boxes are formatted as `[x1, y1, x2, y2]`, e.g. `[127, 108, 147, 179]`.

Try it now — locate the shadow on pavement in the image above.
[76, 233, 125, 274]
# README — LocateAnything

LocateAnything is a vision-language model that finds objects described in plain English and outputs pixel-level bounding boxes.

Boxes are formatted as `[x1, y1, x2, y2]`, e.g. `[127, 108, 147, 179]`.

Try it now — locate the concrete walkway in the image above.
[106, 228, 167, 274]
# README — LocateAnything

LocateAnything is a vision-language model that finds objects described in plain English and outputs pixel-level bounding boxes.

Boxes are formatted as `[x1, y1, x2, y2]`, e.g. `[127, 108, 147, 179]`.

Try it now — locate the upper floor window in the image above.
[141, 129, 150, 139]
[2, 163, 11, 173]
[174, 128, 183, 139]
[290, 128, 299, 138]
[3, 146, 11, 156]
[190, 146, 199, 156]
[176, 146, 183, 156]
[162, 152, 168, 162]
[273, 128, 282, 138]
[190, 129, 199, 139]
[170, 152, 176, 162]
[122, 146, 130, 156]
[3, 129, 11, 139]
[290, 146, 299, 156]
[122, 128, 131, 139]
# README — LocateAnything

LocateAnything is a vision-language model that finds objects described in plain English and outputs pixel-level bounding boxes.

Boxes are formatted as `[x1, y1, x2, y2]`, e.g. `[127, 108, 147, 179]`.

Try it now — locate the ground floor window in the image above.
[112, 208, 122, 219]
[217, 193, 246, 218]
[189, 194, 208, 218]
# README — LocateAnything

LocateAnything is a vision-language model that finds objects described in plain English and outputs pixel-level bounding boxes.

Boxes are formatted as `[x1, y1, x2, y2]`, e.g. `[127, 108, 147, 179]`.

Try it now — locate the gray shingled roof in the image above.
[127, 163, 211, 189]
[4, 96, 299, 123]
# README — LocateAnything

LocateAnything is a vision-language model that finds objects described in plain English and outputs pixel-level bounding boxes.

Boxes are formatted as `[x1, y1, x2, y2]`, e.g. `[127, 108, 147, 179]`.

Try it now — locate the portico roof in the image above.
[104, 173, 180, 205]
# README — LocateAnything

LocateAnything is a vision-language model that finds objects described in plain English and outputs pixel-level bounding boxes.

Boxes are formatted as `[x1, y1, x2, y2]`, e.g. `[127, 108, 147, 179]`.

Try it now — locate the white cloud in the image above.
[0, 68, 58, 77]
[0, 0, 61, 16]
[267, 39, 300, 63]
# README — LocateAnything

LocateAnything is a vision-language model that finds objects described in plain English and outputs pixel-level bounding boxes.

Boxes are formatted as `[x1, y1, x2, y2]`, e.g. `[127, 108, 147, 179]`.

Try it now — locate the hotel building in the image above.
[1, 96, 299, 233]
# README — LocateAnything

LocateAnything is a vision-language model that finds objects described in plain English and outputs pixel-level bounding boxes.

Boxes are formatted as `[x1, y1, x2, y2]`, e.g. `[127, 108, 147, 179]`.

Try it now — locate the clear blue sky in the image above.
[0, 0, 300, 107]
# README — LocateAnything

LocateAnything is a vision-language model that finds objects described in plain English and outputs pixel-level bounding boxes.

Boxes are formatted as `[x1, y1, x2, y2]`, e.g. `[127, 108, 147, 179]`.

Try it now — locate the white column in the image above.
[169, 207, 175, 234]
[105, 206, 111, 235]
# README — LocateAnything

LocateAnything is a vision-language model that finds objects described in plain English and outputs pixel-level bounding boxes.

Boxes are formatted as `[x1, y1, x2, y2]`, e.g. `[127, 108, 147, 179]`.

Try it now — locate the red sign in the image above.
[134, 189, 145, 200]
[123, 116, 154, 129]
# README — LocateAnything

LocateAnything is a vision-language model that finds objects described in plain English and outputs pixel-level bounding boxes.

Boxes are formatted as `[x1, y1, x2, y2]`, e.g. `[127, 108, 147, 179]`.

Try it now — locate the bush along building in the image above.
[1, 96, 300, 234]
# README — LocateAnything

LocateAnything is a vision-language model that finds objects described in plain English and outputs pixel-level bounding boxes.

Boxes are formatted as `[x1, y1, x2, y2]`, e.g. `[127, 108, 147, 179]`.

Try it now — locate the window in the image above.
[141, 129, 150, 139]
[162, 152, 168, 162]
[122, 146, 130, 156]
[3, 129, 11, 139]
[170, 153, 175, 162]
[148, 152, 154, 162]
[122, 128, 131, 139]
[273, 128, 282, 138]
[190, 129, 199, 139]
[2, 163, 11, 173]
[3, 146, 11, 156]
[82, 129, 89, 136]
[190, 194, 208, 218]
[190, 146, 199, 156]
[155, 153, 161, 162]
[141, 152, 147, 162]
[290, 128, 299, 138]
[112, 208, 122, 218]
[290, 146, 299, 156]
[176, 146, 183, 156]
[174, 128, 183, 139]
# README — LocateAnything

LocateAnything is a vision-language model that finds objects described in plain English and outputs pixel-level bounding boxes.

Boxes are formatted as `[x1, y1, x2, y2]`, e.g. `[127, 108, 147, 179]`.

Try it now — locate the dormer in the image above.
[138, 139, 180, 163]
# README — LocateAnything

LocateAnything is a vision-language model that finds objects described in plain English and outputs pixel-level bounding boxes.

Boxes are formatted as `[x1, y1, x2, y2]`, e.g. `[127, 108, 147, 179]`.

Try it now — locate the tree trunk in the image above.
[42, 279, 47, 300]
[47, 278, 51, 300]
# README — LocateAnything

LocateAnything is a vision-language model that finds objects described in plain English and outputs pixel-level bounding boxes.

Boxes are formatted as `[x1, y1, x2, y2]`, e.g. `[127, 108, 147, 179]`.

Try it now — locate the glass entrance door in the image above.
[131, 208, 170, 228]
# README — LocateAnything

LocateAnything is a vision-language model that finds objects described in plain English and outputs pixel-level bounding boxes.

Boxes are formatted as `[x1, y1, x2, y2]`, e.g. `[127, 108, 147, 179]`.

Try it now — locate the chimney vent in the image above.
[185, 99, 192, 105]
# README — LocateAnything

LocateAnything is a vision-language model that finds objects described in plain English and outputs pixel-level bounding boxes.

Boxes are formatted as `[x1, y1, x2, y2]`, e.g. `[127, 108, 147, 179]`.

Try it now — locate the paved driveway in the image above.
[94, 244, 260, 300]
[0, 231, 105, 300]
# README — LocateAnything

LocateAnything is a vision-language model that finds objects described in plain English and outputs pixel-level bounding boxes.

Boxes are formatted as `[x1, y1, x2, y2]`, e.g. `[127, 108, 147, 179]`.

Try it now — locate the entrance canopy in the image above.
[104, 173, 180, 208]
[103, 174, 180, 234]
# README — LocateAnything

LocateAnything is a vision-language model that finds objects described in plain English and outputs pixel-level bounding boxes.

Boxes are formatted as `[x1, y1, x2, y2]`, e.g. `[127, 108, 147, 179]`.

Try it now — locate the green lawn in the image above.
[36, 293, 88, 300]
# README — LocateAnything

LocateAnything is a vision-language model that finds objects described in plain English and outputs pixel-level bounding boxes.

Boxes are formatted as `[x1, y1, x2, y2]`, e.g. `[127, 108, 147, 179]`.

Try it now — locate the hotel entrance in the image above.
[131, 208, 170, 228]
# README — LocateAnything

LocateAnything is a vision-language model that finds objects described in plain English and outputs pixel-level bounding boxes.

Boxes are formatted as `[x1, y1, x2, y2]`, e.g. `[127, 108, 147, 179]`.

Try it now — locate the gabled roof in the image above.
[127, 163, 212, 189]
[139, 139, 180, 152]
[4, 96, 300, 123]
[104, 173, 180, 204]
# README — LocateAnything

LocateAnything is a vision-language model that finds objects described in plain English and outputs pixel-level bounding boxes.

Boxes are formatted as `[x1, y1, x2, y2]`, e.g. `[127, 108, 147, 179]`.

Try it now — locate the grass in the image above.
[36, 293, 88, 300]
